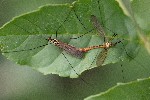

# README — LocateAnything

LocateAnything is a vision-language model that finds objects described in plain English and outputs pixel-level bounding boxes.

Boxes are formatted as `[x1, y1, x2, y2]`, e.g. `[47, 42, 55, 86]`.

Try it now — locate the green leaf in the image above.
[85, 78, 150, 100]
[132, 0, 150, 54]
[132, 0, 150, 32]
[0, 0, 75, 27]
[117, 0, 150, 54]
[0, 0, 139, 78]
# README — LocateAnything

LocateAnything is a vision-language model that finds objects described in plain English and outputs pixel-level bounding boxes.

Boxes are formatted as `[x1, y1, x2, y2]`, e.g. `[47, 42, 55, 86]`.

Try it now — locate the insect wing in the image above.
[91, 15, 107, 42]
[96, 49, 108, 66]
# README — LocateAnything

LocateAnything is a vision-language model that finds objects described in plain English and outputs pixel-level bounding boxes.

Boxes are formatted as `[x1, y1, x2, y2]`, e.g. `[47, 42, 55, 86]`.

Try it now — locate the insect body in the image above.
[47, 37, 85, 58]
[47, 36, 115, 59]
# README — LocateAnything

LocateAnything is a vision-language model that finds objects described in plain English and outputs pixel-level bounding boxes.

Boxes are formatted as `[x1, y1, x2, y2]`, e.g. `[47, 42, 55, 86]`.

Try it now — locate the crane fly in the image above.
[46, 36, 113, 59]
[1, 0, 124, 81]
[46, 16, 121, 60]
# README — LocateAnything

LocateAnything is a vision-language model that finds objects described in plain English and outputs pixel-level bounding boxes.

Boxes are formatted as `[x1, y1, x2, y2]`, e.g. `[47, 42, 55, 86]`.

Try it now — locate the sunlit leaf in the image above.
[0, 0, 139, 77]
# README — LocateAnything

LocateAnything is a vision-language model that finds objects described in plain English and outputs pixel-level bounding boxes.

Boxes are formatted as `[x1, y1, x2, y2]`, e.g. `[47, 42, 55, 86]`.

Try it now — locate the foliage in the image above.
[0, 0, 150, 99]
